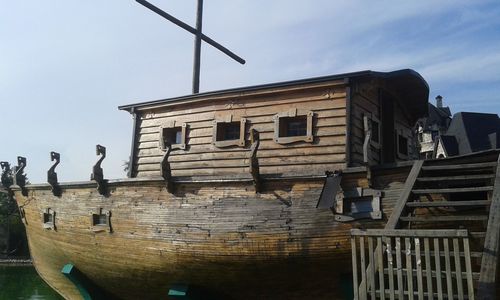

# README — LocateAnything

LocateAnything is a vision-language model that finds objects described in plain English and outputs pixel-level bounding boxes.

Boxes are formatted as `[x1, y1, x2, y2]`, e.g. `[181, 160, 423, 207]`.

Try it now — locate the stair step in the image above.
[470, 232, 486, 238]
[417, 174, 495, 182]
[400, 215, 489, 222]
[422, 161, 497, 171]
[406, 200, 492, 207]
[412, 186, 494, 194]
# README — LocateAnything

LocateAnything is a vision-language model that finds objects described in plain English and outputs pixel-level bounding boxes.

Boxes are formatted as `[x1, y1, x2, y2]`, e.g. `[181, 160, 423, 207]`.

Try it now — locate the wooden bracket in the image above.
[161, 146, 175, 193]
[47, 152, 61, 196]
[317, 170, 343, 209]
[91, 145, 107, 196]
[249, 129, 261, 193]
[0, 161, 13, 189]
[13, 157, 27, 196]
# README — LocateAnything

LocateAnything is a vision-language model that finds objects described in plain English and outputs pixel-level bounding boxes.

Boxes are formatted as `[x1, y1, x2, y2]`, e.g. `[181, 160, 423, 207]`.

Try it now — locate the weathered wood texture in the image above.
[351, 229, 476, 300]
[349, 79, 419, 167]
[133, 81, 349, 178]
[14, 167, 410, 300]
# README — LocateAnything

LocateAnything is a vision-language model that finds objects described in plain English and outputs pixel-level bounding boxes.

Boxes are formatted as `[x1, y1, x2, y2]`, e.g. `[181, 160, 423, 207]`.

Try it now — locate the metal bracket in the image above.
[161, 145, 175, 193]
[47, 152, 61, 196]
[0, 161, 13, 189]
[91, 145, 107, 195]
[249, 129, 261, 193]
[13, 157, 27, 196]
[61, 264, 109, 300]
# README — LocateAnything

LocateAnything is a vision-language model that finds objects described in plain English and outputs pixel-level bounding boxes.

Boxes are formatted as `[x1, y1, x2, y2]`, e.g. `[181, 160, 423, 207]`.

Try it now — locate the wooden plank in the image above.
[360, 236, 367, 300]
[406, 200, 491, 208]
[416, 174, 495, 182]
[377, 237, 385, 300]
[369, 237, 376, 300]
[415, 238, 424, 300]
[351, 229, 469, 238]
[385, 160, 424, 229]
[405, 238, 414, 300]
[463, 238, 475, 300]
[478, 155, 500, 300]
[453, 238, 464, 300]
[352, 236, 359, 300]
[400, 215, 489, 222]
[422, 161, 497, 171]
[385, 237, 395, 300]
[424, 238, 434, 300]
[412, 186, 493, 194]
[443, 238, 454, 299]
[395, 237, 404, 300]
[434, 238, 444, 300]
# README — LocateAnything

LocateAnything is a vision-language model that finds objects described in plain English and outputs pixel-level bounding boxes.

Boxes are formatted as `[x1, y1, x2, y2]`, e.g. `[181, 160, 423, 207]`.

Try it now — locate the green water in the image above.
[0, 265, 62, 300]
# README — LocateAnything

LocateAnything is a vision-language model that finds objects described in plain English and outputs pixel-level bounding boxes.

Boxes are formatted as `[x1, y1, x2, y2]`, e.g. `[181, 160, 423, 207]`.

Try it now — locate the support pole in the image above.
[192, 0, 203, 94]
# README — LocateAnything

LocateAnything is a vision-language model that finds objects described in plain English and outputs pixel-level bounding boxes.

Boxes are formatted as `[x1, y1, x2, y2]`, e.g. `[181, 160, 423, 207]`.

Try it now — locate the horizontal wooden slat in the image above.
[406, 200, 491, 207]
[412, 186, 493, 194]
[417, 174, 495, 182]
[350, 229, 468, 238]
[400, 215, 488, 222]
[422, 162, 497, 171]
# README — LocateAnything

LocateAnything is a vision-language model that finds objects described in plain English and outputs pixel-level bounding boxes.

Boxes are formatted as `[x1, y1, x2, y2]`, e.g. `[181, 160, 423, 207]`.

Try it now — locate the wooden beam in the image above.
[412, 186, 493, 194]
[478, 154, 500, 300]
[385, 160, 423, 229]
[406, 200, 491, 207]
[400, 215, 488, 222]
[421, 161, 497, 171]
[416, 174, 495, 182]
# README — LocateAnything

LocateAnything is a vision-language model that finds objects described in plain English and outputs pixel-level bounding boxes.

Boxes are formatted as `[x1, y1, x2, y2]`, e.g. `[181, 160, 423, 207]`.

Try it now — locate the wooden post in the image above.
[385, 160, 423, 229]
[478, 155, 500, 300]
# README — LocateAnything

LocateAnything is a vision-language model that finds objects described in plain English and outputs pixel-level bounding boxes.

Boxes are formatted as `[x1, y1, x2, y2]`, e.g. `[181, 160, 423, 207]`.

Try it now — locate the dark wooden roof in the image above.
[118, 69, 429, 121]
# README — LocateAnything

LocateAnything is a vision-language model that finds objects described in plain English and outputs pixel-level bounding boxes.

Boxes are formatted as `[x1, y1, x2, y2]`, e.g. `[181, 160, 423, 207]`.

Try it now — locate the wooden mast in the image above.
[136, 0, 245, 94]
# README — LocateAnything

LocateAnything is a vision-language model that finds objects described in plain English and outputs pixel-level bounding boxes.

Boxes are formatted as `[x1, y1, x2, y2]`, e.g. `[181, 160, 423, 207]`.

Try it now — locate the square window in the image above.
[44, 213, 53, 224]
[159, 124, 187, 150]
[93, 213, 108, 226]
[279, 116, 307, 137]
[212, 118, 246, 148]
[345, 197, 374, 214]
[398, 134, 408, 156]
[217, 122, 240, 141]
[162, 127, 182, 146]
[91, 209, 112, 233]
[274, 111, 314, 144]
[371, 119, 380, 144]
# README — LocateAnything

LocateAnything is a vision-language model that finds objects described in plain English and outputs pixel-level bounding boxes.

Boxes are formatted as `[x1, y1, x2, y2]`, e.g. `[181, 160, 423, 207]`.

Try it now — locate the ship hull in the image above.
[14, 167, 410, 299]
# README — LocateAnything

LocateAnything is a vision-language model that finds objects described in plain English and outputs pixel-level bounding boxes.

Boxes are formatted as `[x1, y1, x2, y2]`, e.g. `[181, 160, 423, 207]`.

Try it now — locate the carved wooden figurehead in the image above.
[47, 151, 61, 196]
[91, 145, 107, 196]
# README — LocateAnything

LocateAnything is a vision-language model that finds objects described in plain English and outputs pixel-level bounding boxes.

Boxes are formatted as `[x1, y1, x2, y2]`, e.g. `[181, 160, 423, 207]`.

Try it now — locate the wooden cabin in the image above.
[119, 69, 429, 180]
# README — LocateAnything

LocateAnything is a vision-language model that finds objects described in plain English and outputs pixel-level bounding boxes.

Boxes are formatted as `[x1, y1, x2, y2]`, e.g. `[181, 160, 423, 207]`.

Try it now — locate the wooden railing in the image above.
[351, 229, 475, 300]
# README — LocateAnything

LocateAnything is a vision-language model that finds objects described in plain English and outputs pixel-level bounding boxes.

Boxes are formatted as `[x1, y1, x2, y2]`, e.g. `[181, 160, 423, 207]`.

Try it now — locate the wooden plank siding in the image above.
[132, 83, 349, 178]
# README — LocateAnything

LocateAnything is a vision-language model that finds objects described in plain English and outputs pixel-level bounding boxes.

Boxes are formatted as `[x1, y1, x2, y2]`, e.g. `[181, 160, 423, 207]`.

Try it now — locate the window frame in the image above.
[273, 110, 314, 144]
[369, 115, 381, 149]
[90, 208, 112, 233]
[396, 129, 410, 159]
[212, 116, 246, 148]
[42, 208, 56, 230]
[159, 122, 187, 151]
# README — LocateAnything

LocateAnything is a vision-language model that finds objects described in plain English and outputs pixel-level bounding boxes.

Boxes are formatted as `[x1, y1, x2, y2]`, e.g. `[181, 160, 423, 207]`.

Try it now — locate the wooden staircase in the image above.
[351, 151, 500, 300]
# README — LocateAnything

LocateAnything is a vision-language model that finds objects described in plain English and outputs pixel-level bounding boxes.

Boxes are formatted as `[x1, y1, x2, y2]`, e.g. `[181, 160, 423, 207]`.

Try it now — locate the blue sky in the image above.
[1, 0, 500, 183]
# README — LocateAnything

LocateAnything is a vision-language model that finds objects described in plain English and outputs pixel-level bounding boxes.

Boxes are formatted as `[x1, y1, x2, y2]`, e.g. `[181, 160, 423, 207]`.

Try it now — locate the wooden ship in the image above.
[1, 68, 500, 300]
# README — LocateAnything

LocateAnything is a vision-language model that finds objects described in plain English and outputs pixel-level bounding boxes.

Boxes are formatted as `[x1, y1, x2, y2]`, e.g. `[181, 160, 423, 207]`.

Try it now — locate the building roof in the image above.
[443, 112, 500, 155]
[118, 69, 429, 121]
[439, 135, 459, 156]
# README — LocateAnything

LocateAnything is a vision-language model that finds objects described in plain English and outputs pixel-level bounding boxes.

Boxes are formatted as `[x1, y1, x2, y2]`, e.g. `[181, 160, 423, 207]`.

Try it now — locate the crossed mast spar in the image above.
[136, 0, 246, 94]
